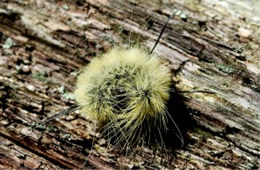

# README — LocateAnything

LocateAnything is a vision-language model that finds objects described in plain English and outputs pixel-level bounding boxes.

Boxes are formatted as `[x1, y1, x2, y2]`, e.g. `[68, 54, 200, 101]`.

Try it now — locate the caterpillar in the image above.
[75, 46, 179, 149]
[42, 6, 185, 155]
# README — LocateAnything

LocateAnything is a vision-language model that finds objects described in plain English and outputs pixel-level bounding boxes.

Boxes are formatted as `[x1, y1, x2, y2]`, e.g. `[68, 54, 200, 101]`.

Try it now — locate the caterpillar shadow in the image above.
[162, 86, 195, 149]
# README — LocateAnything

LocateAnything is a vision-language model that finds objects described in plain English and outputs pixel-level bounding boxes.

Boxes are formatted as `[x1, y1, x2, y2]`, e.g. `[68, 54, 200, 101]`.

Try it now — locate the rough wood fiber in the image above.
[0, 0, 259, 169]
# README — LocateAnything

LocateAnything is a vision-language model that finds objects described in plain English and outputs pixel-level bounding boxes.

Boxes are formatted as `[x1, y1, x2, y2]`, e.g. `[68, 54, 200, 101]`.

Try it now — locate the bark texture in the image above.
[0, 0, 259, 169]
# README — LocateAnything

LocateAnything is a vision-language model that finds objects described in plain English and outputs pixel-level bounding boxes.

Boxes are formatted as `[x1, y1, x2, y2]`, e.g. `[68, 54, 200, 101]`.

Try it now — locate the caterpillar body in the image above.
[75, 47, 176, 148]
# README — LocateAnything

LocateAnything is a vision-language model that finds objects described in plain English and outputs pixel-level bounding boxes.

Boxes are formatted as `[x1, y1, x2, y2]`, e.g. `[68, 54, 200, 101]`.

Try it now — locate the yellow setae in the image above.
[75, 47, 172, 148]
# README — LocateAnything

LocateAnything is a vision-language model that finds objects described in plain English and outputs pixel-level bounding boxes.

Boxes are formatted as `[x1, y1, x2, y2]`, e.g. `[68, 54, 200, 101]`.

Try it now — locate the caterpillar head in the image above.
[75, 47, 173, 148]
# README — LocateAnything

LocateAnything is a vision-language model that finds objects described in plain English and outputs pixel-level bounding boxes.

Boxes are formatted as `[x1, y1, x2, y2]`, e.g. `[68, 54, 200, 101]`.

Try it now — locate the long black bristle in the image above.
[41, 104, 80, 124]
[150, 13, 175, 54]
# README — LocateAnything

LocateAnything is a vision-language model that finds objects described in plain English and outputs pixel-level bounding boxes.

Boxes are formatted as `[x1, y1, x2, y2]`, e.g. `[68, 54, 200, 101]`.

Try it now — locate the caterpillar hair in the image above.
[75, 46, 183, 148]
[41, 11, 214, 150]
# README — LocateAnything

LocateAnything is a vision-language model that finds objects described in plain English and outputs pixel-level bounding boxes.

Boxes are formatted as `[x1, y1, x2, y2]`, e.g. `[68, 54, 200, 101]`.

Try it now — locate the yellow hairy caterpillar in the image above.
[75, 47, 174, 148]
[40, 9, 192, 152]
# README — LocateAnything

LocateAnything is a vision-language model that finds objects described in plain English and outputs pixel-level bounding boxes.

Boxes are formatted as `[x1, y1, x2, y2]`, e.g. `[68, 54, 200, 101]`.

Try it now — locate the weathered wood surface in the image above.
[0, 0, 259, 169]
